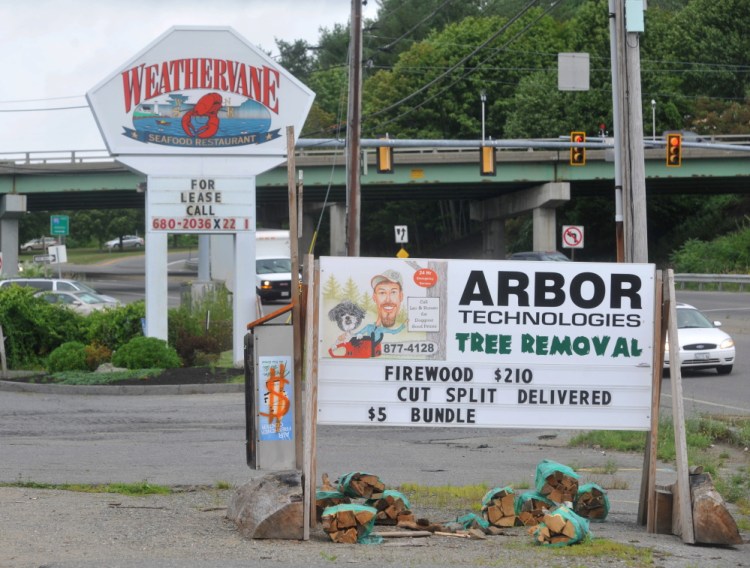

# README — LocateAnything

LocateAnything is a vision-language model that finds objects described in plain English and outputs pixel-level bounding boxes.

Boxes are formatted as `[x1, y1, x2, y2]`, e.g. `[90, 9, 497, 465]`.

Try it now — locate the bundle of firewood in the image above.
[320, 504, 377, 544]
[338, 472, 386, 499]
[537, 462, 579, 504]
[574, 483, 609, 520]
[481, 488, 518, 528]
[516, 493, 554, 526]
[366, 490, 411, 525]
[530, 507, 588, 546]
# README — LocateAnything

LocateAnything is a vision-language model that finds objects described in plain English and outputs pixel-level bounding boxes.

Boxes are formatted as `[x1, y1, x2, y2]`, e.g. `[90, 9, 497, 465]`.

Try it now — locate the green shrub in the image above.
[167, 286, 232, 358]
[0, 286, 87, 368]
[112, 336, 181, 370]
[173, 333, 221, 367]
[85, 301, 146, 351]
[47, 342, 89, 373]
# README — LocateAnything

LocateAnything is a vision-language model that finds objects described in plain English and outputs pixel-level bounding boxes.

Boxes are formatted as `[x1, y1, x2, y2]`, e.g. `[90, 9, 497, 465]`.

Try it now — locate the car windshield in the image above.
[676, 308, 713, 329]
[74, 292, 105, 304]
[256, 258, 292, 274]
[73, 282, 99, 294]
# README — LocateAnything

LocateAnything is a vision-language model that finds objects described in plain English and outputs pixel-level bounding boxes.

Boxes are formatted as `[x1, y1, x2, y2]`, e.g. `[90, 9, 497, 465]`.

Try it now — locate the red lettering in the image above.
[213, 59, 228, 91]
[200, 58, 212, 89]
[121, 65, 144, 113]
[249, 65, 262, 103]
[263, 66, 279, 113]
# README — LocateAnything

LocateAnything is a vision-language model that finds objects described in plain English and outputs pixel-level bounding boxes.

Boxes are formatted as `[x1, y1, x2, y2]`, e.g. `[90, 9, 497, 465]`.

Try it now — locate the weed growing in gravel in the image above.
[2, 480, 171, 495]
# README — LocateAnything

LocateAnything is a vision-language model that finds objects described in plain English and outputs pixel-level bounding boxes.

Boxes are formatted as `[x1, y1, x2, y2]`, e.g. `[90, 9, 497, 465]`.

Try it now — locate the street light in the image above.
[480, 89, 487, 143]
[651, 99, 656, 141]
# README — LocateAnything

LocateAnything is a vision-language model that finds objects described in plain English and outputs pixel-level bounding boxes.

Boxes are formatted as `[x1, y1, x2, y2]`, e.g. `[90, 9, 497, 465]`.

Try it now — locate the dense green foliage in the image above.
[671, 221, 750, 273]
[277, 0, 750, 263]
[0, 286, 86, 368]
[47, 342, 89, 373]
[111, 336, 181, 370]
[168, 285, 233, 366]
[85, 301, 146, 351]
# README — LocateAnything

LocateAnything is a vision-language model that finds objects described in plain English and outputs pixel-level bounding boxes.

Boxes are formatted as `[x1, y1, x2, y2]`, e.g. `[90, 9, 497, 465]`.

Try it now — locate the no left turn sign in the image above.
[562, 225, 584, 249]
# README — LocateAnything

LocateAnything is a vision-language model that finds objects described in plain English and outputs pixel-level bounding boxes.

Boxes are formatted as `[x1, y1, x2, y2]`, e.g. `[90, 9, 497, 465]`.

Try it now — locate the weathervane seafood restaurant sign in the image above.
[87, 26, 314, 157]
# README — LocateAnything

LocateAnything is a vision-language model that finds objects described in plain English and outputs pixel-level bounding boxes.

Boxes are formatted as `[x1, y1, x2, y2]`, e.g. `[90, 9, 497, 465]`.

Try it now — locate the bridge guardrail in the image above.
[674, 273, 750, 291]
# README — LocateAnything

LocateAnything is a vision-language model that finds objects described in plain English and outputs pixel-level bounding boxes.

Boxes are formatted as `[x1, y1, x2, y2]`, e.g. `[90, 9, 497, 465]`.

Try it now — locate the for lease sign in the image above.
[317, 257, 656, 431]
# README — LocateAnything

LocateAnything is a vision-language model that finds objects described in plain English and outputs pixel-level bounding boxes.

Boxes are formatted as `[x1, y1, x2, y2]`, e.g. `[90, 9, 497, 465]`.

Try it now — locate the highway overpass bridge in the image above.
[1, 140, 749, 273]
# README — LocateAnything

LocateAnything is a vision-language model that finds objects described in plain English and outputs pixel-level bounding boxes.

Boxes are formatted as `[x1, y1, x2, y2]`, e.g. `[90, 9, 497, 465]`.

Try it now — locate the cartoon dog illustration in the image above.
[328, 300, 381, 358]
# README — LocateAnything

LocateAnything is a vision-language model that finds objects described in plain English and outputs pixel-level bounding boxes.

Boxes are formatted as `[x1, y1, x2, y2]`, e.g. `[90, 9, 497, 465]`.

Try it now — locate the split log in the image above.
[690, 472, 742, 545]
[516, 493, 554, 526]
[367, 490, 410, 525]
[338, 472, 386, 499]
[574, 484, 609, 521]
[481, 488, 518, 528]
[321, 504, 377, 544]
[530, 508, 587, 546]
[539, 469, 579, 504]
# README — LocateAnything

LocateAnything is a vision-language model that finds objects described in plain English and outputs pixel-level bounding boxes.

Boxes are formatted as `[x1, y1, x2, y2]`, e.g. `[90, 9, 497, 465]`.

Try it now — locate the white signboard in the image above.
[317, 257, 656, 431]
[147, 177, 255, 233]
[87, 26, 315, 158]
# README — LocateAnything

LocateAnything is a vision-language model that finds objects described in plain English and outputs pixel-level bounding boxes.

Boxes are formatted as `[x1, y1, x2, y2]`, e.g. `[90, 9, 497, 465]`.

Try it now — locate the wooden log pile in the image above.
[574, 484, 608, 520]
[481, 488, 518, 528]
[338, 472, 386, 499]
[367, 490, 411, 525]
[320, 504, 377, 544]
[530, 511, 580, 545]
[539, 469, 579, 504]
[516, 494, 554, 526]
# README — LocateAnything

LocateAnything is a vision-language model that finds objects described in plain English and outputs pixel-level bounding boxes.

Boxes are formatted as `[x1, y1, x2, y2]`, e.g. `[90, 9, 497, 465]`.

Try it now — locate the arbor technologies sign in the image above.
[317, 257, 656, 431]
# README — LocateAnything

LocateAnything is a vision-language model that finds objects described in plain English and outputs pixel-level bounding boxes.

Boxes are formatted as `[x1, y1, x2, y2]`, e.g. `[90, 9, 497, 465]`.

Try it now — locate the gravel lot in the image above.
[2, 482, 748, 568]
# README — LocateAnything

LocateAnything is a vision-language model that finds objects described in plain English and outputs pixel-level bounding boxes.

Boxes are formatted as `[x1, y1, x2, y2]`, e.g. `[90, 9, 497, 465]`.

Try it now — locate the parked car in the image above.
[104, 235, 144, 250]
[0, 278, 120, 305]
[20, 237, 57, 252]
[508, 251, 571, 261]
[34, 290, 118, 315]
[664, 303, 735, 375]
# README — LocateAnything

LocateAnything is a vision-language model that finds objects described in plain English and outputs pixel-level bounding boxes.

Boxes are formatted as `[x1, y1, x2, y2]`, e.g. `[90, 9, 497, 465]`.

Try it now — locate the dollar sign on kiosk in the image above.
[87, 27, 314, 470]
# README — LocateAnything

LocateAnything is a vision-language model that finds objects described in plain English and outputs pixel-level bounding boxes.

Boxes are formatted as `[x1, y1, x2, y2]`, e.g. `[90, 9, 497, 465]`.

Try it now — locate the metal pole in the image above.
[480, 90, 486, 143]
[609, 0, 625, 262]
[345, 0, 363, 257]
[651, 100, 656, 141]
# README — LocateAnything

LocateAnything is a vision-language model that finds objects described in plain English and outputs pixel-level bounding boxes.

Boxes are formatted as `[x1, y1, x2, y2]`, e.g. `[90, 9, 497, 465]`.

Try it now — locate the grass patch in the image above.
[397, 482, 528, 511]
[570, 416, 750, 506]
[547, 535, 655, 565]
[2, 480, 171, 496]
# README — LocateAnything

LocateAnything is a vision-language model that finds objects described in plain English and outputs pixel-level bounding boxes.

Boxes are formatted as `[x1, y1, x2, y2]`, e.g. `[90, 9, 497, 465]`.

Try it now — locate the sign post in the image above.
[562, 225, 584, 260]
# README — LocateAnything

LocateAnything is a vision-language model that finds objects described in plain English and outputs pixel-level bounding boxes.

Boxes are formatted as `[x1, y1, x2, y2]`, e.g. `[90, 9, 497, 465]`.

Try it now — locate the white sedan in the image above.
[664, 303, 736, 375]
[104, 235, 144, 250]
[35, 291, 120, 315]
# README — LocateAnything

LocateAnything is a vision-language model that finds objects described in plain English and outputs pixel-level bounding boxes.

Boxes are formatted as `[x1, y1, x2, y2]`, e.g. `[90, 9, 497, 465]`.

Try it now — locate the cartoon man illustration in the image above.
[349, 269, 406, 357]
[326, 269, 407, 358]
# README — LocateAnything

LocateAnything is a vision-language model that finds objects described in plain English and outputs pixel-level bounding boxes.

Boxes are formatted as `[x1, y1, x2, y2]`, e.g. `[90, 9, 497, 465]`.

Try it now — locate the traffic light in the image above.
[376, 141, 394, 173]
[480, 145, 496, 176]
[570, 131, 586, 166]
[666, 133, 682, 167]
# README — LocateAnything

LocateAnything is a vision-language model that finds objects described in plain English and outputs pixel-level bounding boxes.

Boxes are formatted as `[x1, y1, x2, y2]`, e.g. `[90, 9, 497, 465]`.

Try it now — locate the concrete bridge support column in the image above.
[329, 203, 347, 256]
[471, 182, 570, 259]
[0, 195, 27, 277]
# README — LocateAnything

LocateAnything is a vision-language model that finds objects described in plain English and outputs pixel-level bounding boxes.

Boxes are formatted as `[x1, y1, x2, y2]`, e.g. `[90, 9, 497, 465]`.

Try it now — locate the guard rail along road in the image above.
[674, 273, 750, 291]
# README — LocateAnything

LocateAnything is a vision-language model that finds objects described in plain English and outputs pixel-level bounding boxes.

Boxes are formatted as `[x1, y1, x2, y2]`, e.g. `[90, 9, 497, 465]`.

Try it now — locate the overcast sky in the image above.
[0, 0, 377, 154]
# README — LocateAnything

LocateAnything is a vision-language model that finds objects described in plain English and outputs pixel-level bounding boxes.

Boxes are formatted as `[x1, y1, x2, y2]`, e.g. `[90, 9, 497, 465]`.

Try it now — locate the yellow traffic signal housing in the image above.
[666, 133, 682, 167]
[480, 145, 496, 176]
[377, 144, 394, 173]
[570, 131, 586, 166]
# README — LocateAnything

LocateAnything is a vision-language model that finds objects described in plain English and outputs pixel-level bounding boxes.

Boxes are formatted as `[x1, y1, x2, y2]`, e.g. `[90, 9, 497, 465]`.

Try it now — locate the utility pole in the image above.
[611, 0, 649, 263]
[346, 0, 363, 257]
